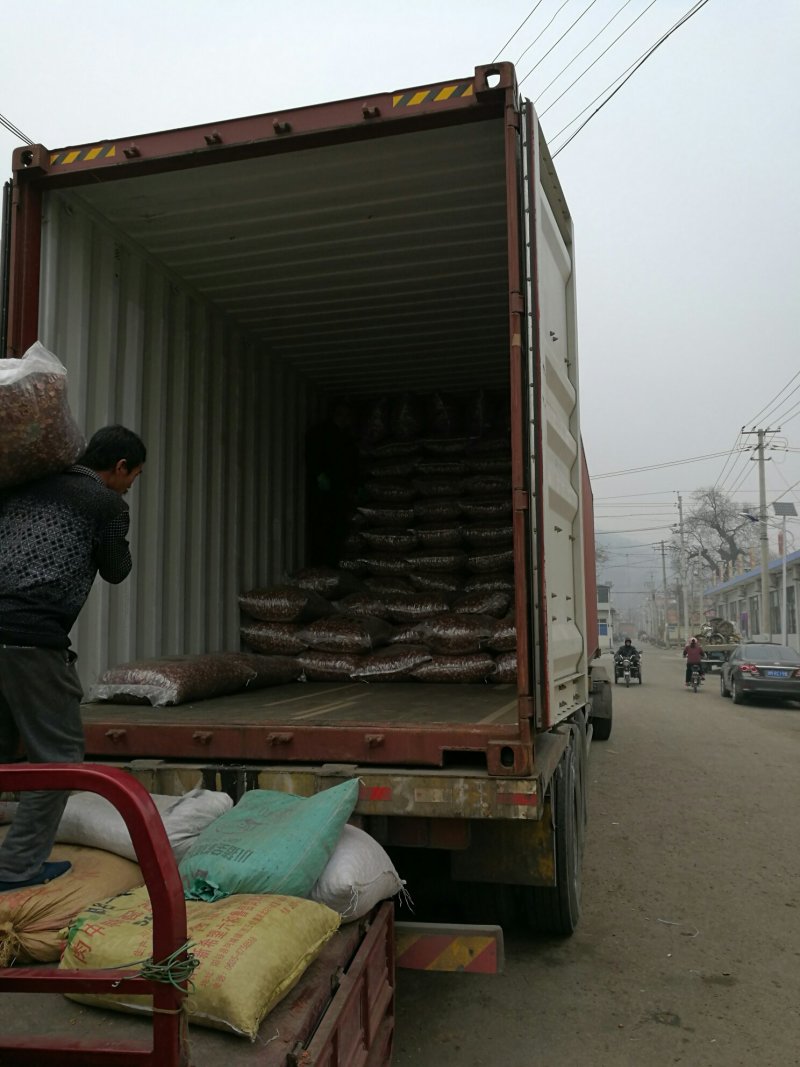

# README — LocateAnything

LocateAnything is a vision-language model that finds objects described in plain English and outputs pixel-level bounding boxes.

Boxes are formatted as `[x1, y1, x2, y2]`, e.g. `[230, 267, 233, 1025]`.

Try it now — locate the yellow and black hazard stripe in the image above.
[50, 144, 116, 167]
[392, 81, 473, 108]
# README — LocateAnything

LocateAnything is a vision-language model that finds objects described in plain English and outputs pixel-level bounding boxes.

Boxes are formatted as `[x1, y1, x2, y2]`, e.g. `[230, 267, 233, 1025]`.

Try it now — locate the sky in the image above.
[2, 0, 799, 595]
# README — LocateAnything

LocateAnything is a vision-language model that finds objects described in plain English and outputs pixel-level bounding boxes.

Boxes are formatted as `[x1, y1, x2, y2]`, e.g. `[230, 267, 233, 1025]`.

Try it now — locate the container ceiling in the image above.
[72, 119, 510, 394]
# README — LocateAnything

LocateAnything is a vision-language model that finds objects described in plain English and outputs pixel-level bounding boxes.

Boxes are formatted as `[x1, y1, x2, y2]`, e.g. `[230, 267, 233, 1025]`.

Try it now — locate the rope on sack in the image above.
[0, 921, 22, 967]
[108, 940, 200, 1013]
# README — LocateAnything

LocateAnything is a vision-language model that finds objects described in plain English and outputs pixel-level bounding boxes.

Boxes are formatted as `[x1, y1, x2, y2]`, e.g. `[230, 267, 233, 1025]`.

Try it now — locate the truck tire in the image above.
[590, 684, 612, 741]
[519, 737, 582, 936]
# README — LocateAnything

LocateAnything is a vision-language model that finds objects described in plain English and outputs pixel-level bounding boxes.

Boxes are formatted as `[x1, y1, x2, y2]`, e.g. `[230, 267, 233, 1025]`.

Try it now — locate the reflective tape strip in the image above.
[392, 82, 473, 108]
[50, 144, 116, 166]
[359, 785, 392, 802]
[396, 932, 500, 973]
[496, 791, 537, 806]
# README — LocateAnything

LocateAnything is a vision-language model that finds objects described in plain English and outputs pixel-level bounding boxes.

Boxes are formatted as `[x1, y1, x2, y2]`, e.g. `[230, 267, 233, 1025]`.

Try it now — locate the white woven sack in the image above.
[0, 788, 232, 862]
[311, 824, 403, 922]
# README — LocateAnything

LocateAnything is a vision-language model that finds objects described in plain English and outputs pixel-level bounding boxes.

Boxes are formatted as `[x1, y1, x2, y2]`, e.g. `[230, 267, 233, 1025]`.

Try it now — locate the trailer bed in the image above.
[81, 683, 524, 773]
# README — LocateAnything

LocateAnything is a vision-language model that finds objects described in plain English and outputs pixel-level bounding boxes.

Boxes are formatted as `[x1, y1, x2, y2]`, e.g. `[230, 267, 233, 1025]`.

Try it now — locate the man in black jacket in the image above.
[0, 425, 145, 890]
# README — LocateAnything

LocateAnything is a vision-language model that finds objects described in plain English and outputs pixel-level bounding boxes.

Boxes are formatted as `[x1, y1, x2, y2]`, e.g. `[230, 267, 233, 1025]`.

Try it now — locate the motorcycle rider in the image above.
[615, 637, 640, 678]
[683, 637, 705, 686]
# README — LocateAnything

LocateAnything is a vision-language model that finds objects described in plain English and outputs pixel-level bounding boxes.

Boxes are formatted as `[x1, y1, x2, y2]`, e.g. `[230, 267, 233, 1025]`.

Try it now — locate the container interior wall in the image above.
[38, 193, 315, 688]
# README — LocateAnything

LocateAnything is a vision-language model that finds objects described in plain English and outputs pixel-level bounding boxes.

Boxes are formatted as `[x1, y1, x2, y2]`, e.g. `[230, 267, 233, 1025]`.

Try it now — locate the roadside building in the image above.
[705, 549, 800, 645]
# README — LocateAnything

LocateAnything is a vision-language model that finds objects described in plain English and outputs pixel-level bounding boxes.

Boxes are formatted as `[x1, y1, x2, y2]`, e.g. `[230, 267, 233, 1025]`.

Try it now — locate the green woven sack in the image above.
[179, 779, 359, 902]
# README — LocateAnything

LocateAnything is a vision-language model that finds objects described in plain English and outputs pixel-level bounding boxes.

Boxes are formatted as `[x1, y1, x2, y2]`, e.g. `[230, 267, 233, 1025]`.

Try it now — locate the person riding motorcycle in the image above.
[614, 638, 640, 679]
[683, 637, 705, 686]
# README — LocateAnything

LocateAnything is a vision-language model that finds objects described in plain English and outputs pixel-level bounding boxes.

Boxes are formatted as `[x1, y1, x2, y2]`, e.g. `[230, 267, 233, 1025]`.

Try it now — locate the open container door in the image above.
[521, 102, 588, 731]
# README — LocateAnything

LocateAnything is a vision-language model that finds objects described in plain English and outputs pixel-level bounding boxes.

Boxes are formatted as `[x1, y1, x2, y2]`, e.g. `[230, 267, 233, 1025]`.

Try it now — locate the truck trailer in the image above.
[1, 61, 610, 1063]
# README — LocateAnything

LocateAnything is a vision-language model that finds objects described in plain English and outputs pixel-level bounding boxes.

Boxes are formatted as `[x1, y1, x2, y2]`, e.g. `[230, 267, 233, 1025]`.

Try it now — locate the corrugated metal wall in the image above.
[38, 191, 311, 688]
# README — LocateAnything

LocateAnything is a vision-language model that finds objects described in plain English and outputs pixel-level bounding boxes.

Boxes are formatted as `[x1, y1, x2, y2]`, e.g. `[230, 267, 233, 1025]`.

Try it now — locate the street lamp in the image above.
[773, 502, 797, 645]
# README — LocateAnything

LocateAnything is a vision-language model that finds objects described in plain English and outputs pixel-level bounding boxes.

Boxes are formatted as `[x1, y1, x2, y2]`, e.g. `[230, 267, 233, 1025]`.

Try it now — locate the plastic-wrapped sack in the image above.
[464, 389, 496, 438]
[412, 653, 494, 683]
[298, 650, 363, 681]
[0, 788, 233, 864]
[364, 439, 421, 460]
[489, 614, 517, 652]
[415, 524, 463, 549]
[179, 779, 359, 901]
[412, 476, 466, 499]
[88, 652, 275, 707]
[239, 586, 333, 623]
[357, 503, 415, 527]
[335, 592, 392, 621]
[350, 644, 432, 682]
[407, 549, 466, 573]
[415, 459, 467, 477]
[422, 437, 469, 456]
[384, 593, 451, 624]
[337, 557, 369, 576]
[286, 567, 362, 600]
[408, 571, 463, 595]
[312, 825, 404, 921]
[390, 393, 423, 440]
[342, 530, 367, 553]
[362, 553, 414, 576]
[464, 572, 516, 595]
[299, 616, 393, 654]
[241, 620, 307, 655]
[362, 575, 414, 595]
[0, 342, 86, 489]
[459, 498, 511, 521]
[468, 434, 511, 455]
[413, 498, 462, 523]
[361, 529, 418, 552]
[462, 523, 513, 547]
[467, 455, 511, 474]
[452, 591, 511, 618]
[363, 481, 417, 504]
[465, 474, 512, 497]
[466, 548, 514, 573]
[366, 458, 416, 479]
[492, 650, 517, 683]
[231, 653, 304, 686]
[61, 886, 340, 1039]
[0, 834, 142, 965]
[392, 613, 497, 654]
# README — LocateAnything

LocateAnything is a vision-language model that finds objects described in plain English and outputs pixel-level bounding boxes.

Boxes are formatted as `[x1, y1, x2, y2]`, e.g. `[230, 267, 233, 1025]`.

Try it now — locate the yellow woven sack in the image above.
[0, 840, 142, 965]
[61, 885, 340, 1039]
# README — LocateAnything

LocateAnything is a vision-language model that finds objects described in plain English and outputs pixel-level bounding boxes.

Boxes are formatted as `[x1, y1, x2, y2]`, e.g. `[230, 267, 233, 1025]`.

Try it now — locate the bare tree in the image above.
[672, 487, 760, 580]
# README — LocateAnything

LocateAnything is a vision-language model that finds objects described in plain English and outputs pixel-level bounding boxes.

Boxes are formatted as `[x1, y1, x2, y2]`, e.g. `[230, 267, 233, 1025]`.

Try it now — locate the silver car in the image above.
[720, 642, 800, 705]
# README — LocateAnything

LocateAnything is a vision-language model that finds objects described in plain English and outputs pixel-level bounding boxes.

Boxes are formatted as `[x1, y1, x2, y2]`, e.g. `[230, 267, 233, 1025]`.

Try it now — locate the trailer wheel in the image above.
[590, 684, 613, 741]
[519, 737, 582, 936]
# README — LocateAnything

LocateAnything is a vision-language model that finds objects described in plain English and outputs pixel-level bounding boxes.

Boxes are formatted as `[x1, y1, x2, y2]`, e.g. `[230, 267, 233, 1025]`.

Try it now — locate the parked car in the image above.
[719, 642, 800, 704]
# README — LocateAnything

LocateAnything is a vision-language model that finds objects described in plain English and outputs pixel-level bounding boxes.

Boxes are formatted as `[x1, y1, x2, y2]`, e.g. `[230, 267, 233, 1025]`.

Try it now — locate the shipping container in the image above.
[2, 62, 609, 963]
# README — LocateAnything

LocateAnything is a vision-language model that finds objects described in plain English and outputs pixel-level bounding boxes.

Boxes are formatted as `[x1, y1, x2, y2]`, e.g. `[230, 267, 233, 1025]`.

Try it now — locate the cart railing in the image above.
[0, 762, 189, 1066]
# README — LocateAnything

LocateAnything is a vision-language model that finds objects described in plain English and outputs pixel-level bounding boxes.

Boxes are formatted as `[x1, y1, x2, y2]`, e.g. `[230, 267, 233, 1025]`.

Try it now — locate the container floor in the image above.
[82, 682, 518, 729]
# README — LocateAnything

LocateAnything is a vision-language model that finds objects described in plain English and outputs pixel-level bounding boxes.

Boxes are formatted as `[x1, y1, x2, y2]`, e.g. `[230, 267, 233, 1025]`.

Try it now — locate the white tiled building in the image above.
[597, 583, 614, 650]
[704, 549, 800, 646]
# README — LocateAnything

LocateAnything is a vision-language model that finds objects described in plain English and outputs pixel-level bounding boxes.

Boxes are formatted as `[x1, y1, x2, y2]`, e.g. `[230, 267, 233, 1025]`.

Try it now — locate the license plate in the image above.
[765, 669, 789, 678]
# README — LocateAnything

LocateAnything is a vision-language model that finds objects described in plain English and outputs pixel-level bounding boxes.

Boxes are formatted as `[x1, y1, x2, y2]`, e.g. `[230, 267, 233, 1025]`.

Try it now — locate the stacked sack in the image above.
[59, 780, 405, 1041]
[240, 389, 517, 684]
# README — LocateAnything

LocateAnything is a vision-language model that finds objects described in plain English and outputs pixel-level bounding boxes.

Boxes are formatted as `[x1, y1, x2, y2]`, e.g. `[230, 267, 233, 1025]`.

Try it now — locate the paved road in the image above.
[394, 646, 800, 1067]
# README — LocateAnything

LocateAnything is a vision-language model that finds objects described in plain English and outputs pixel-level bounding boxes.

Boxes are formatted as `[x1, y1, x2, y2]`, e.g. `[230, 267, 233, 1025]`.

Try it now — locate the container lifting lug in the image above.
[268, 732, 294, 746]
[192, 731, 213, 745]
[204, 131, 223, 145]
[105, 728, 127, 742]
[273, 120, 292, 134]
[365, 734, 385, 748]
[362, 104, 381, 119]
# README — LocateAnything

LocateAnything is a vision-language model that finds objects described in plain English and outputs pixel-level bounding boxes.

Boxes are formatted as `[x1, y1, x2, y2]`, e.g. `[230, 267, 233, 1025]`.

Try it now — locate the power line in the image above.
[0, 112, 33, 144]
[493, 1, 548, 62]
[539, 0, 660, 117]
[593, 447, 749, 480]
[551, 0, 713, 157]
[516, 0, 572, 66]
[532, 0, 637, 103]
[519, 0, 603, 87]
[744, 368, 800, 428]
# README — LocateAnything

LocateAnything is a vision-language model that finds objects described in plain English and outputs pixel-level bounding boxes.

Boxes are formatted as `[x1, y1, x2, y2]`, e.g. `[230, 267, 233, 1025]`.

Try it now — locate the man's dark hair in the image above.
[79, 425, 146, 471]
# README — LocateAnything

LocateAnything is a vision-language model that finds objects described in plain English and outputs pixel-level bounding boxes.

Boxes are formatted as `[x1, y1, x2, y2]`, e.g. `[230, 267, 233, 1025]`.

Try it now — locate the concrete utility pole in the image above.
[661, 546, 674, 644]
[742, 429, 775, 640]
[677, 493, 690, 643]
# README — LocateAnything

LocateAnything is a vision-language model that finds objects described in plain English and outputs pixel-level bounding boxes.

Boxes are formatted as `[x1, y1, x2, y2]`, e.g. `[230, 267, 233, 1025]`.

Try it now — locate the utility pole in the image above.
[742, 428, 775, 639]
[659, 540, 670, 647]
[677, 493, 689, 642]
